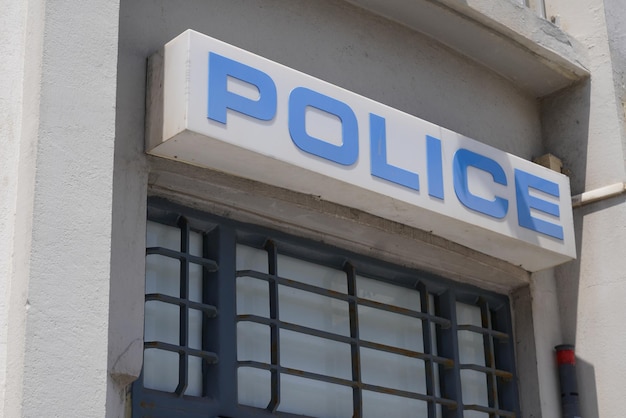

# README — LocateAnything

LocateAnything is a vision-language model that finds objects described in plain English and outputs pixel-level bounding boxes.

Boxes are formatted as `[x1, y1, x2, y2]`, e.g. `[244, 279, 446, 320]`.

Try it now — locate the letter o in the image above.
[288, 87, 358, 166]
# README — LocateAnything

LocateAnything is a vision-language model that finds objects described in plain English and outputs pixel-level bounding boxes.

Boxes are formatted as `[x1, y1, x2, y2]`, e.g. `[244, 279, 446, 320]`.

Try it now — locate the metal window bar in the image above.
[178, 218, 191, 396]
[206, 224, 238, 409]
[457, 324, 510, 340]
[437, 290, 463, 418]
[145, 293, 218, 318]
[143, 341, 218, 363]
[345, 262, 363, 417]
[238, 314, 452, 366]
[492, 300, 521, 417]
[236, 270, 451, 328]
[237, 359, 457, 407]
[463, 403, 516, 417]
[145, 246, 218, 270]
[235, 264, 458, 415]
[480, 298, 499, 414]
[418, 282, 438, 418]
[265, 240, 281, 412]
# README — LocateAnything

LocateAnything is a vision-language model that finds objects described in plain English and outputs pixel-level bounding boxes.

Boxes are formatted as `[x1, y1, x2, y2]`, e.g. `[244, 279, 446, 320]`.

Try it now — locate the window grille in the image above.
[133, 198, 520, 417]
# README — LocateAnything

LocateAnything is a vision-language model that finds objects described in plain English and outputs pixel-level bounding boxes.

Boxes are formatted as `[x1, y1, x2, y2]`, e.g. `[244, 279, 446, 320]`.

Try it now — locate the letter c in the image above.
[453, 149, 508, 219]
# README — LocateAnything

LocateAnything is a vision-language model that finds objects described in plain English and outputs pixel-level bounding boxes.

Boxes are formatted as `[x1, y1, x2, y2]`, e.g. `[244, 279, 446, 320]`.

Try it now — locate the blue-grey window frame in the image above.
[132, 196, 521, 418]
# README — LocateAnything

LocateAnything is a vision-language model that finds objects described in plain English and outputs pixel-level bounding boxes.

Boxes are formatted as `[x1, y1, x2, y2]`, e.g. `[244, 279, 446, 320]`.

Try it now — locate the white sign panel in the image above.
[146, 30, 576, 271]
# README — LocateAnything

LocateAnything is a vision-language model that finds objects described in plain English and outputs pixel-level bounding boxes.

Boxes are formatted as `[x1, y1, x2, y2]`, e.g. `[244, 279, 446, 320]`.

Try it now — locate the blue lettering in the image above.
[426, 135, 444, 199]
[515, 169, 563, 240]
[288, 87, 358, 166]
[208, 52, 277, 124]
[205, 55, 567, 243]
[370, 114, 420, 191]
[453, 149, 508, 218]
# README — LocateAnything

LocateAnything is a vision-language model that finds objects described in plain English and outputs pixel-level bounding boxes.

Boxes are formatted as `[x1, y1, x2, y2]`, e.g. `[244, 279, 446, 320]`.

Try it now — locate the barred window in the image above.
[133, 199, 520, 418]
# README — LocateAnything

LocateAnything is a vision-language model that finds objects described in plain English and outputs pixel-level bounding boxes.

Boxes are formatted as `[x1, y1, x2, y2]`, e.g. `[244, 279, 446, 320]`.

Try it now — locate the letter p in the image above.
[208, 52, 277, 124]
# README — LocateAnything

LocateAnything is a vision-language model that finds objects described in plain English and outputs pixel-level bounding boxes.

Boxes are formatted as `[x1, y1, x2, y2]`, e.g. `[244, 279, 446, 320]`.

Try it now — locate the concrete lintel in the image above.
[345, 0, 589, 97]
[148, 156, 530, 293]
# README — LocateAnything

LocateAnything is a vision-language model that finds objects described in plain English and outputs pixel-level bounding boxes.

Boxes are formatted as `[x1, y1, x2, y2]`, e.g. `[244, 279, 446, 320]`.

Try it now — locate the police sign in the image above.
[146, 30, 576, 271]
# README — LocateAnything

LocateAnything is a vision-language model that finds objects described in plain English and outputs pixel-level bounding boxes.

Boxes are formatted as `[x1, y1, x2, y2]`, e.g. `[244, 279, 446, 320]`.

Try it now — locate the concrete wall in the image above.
[1, 0, 46, 415]
[1, 0, 121, 417]
[0, 0, 36, 413]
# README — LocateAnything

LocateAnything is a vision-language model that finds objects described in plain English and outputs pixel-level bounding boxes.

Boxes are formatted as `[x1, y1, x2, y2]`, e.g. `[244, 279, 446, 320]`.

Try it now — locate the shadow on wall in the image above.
[540, 78, 591, 340]
[541, 79, 596, 415]
[561, 193, 625, 418]
[576, 357, 600, 417]
[540, 79, 591, 196]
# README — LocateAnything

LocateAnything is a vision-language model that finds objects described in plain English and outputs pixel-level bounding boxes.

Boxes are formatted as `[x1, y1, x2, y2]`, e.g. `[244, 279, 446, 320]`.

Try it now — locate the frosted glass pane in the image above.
[461, 370, 488, 408]
[280, 330, 351, 379]
[237, 322, 270, 363]
[144, 349, 178, 393]
[458, 330, 485, 365]
[279, 285, 349, 336]
[189, 263, 203, 303]
[457, 302, 482, 326]
[435, 403, 443, 418]
[357, 275, 420, 311]
[146, 220, 180, 250]
[278, 374, 353, 418]
[277, 253, 347, 293]
[238, 367, 271, 408]
[185, 355, 203, 397]
[145, 255, 179, 297]
[237, 276, 269, 317]
[457, 302, 486, 366]
[188, 308, 203, 350]
[359, 307, 423, 351]
[362, 390, 427, 418]
[144, 301, 179, 344]
[189, 230, 203, 257]
[236, 245, 268, 273]
[361, 348, 426, 393]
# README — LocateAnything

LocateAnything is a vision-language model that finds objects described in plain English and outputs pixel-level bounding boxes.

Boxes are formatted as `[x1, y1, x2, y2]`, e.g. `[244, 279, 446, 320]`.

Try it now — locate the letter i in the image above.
[426, 135, 444, 199]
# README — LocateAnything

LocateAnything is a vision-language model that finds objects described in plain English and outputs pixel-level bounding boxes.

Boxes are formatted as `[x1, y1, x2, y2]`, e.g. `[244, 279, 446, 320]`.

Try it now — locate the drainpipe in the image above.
[571, 182, 626, 208]
[555, 345, 581, 418]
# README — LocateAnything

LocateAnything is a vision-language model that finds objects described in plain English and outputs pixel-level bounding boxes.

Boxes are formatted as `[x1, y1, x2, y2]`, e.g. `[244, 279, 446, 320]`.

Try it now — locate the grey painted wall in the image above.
[118, 0, 544, 160]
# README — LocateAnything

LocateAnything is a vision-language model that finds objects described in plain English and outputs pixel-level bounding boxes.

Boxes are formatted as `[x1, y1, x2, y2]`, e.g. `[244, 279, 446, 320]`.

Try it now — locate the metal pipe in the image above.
[571, 182, 626, 208]
[555, 345, 581, 418]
